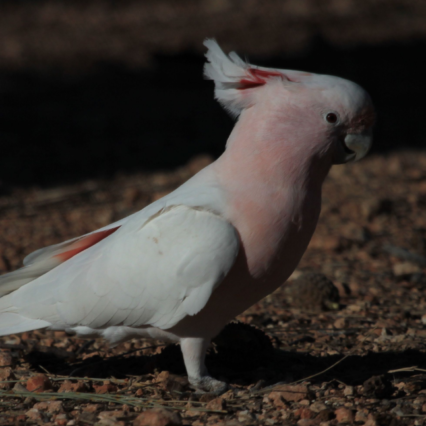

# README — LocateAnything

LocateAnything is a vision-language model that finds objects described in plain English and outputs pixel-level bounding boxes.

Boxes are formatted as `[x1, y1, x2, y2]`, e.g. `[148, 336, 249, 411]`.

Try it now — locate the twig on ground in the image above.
[252, 354, 349, 395]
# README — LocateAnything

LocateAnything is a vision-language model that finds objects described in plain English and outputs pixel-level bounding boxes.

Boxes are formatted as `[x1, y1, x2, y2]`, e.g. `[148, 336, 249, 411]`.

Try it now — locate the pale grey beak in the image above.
[344, 130, 373, 162]
[333, 130, 373, 164]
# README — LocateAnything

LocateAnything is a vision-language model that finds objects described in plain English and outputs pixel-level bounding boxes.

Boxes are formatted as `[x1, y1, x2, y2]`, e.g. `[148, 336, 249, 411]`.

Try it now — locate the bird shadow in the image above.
[23, 324, 426, 396]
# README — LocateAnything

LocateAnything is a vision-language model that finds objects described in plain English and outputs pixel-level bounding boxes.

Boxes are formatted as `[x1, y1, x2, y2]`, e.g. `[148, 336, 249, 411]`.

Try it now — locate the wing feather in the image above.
[0, 205, 239, 335]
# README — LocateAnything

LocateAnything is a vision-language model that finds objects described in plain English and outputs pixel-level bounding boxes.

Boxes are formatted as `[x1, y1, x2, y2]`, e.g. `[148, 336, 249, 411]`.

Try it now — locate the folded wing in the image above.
[0, 205, 240, 335]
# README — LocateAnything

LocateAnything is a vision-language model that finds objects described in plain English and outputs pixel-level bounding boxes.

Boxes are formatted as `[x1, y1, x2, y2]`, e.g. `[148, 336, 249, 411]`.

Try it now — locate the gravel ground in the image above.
[1, 151, 426, 425]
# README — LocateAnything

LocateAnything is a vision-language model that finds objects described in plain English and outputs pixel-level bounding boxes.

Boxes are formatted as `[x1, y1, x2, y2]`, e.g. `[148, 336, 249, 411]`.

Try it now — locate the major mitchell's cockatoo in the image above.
[0, 40, 375, 393]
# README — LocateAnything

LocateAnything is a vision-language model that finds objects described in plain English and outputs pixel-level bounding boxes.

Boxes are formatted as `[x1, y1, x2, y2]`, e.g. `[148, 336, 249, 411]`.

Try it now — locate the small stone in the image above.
[55, 413, 69, 426]
[0, 366, 14, 389]
[237, 410, 255, 422]
[334, 318, 347, 329]
[315, 410, 335, 421]
[0, 351, 12, 366]
[206, 397, 226, 411]
[268, 392, 287, 408]
[183, 402, 199, 418]
[334, 407, 354, 424]
[85, 404, 103, 413]
[364, 413, 379, 426]
[133, 409, 182, 426]
[93, 383, 117, 394]
[343, 386, 354, 396]
[26, 374, 52, 392]
[310, 402, 327, 413]
[33, 401, 64, 414]
[296, 407, 315, 419]
[199, 393, 217, 403]
[157, 373, 186, 393]
[33, 402, 49, 411]
[99, 410, 125, 419]
[12, 382, 27, 393]
[361, 198, 392, 219]
[269, 384, 311, 402]
[25, 408, 42, 421]
[309, 234, 341, 251]
[355, 410, 368, 422]
[58, 380, 87, 393]
[154, 371, 170, 383]
[48, 401, 64, 414]
[297, 420, 318, 426]
[393, 262, 422, 277]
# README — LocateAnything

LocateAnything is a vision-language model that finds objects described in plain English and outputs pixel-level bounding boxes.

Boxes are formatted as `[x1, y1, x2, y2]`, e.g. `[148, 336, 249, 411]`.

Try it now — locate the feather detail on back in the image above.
[203, 39, 283, 117]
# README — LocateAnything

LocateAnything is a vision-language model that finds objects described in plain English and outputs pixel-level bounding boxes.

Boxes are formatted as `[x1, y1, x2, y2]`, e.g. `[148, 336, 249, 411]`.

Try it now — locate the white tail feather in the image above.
[0, 220, 126, 298]
[23, 238, 79, 266]
[0, 312, 50, 336]
[0, 261, 59, 297]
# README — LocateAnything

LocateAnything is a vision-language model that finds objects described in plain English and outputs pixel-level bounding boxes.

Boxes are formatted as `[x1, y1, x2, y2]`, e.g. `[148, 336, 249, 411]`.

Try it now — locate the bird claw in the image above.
[189, 376, 229, 395]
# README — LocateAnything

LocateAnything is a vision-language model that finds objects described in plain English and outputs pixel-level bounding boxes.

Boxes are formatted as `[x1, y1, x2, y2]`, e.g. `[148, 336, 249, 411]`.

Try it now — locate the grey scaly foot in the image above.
[180, 337, 229, 395]
[189, 375, 229, 394]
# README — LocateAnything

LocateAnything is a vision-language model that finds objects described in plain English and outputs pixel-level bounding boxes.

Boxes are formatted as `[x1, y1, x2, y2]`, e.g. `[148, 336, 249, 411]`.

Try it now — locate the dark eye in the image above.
[326, 112, 338, 124]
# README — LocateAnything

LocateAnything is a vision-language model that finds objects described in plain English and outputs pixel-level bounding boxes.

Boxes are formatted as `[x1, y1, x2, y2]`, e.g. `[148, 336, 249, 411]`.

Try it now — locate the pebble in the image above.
[268, 384, 311, 403]
[0, 351, 12, 366]
[33, 401, 64, 414]
[58, 380, 87, 393]
[343, 386, 354, 396]
[26, 408, 43, 421]
[26, 374, 52, 392]
[334, 407, 354, 423]
[133, 409, 182, 426]
[206, 397, 226, 411]
[393, 261, 422, 277]
[93, 383, 118, 394]
[0, 366, 14, 389]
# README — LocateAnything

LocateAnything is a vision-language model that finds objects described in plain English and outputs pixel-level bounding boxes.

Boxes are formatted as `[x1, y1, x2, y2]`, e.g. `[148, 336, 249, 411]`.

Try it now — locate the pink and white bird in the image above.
[0, 40, 375, 393]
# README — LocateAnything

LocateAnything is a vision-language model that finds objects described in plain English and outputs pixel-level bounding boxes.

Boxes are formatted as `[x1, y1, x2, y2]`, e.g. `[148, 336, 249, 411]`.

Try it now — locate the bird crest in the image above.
[204, 39, 283, 117]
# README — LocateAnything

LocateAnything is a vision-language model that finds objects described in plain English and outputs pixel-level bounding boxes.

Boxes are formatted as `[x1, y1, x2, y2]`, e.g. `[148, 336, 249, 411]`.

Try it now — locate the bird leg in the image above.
[180, 337, 228, 394]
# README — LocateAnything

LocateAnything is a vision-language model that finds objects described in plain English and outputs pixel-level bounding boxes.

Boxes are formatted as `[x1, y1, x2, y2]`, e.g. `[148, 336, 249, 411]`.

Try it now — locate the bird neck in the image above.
[212, 104, 333, 279]
[215, 105, 332, 193]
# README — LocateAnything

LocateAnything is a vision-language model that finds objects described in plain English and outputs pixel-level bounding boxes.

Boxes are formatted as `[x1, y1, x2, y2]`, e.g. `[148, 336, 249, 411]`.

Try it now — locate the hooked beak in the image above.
[333, 130, 373, 164]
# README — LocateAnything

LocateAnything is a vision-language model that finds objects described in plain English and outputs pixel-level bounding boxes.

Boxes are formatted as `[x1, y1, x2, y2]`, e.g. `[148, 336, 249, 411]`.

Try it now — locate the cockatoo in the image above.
[0, 40, 375, 393]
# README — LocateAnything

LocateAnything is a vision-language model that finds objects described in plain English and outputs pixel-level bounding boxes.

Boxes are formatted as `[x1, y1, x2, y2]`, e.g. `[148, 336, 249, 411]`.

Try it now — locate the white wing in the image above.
[0, 166, 226, 298]
[0, 216, 134, 297]
[0, 205, 239, 334]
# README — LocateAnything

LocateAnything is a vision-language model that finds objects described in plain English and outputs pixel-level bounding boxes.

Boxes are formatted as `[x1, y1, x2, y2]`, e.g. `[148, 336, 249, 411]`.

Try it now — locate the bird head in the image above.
[204, 39, 375, 166]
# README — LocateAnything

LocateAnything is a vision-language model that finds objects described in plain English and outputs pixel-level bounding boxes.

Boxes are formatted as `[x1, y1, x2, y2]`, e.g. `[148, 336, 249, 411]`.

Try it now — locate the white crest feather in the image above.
[203, 39, 253, 117]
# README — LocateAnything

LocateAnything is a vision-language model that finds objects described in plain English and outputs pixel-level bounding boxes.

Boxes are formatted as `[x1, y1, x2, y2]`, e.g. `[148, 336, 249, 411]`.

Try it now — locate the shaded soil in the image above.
[1, 151, 426, 424]
[1, 0, 426, 70]
[0, 0, 426, 186]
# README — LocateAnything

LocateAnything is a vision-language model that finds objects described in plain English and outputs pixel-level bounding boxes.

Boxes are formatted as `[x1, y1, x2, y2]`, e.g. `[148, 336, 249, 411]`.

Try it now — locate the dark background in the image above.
[0, 0, 424, 186]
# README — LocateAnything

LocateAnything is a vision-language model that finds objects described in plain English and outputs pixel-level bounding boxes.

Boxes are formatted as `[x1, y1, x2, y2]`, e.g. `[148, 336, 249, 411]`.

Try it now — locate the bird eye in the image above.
[326, 112, 338, 124]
